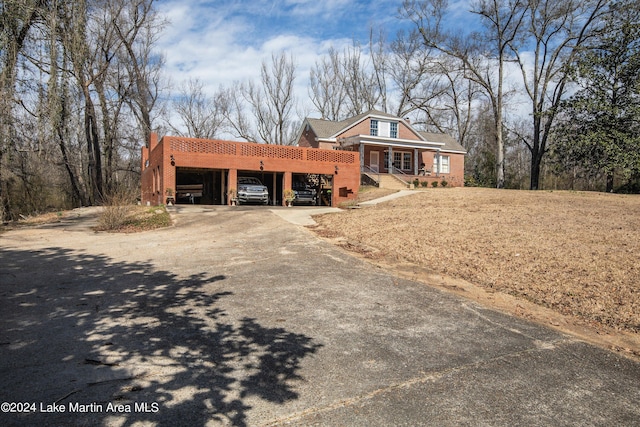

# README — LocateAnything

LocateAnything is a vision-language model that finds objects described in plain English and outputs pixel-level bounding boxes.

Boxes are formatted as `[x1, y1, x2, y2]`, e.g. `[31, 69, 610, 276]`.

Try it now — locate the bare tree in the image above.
[170, 78, 226, 139]
[369, 28, 389, 114]
[0, 0, 164, 217]
[46, 3, 86, 206]
[220, 81, 256, 142]
[0, 0, 47, 219]
[111, 0, 167, 146]
[510, 0, 608, 190]
[309, 48, 346, 121]
[240, 52, 298, 145]
[339, 43, 382, 116]
[388, 27, 482, 151]
[389, 29, 442, 118]
[308, 38, 389, 121]
[402, 0, 527, 188]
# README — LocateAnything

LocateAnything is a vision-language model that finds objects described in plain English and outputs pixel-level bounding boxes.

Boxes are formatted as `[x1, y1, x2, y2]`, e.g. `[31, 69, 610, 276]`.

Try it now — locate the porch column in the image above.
[221, 170, 226, 205]
[272, 173, 277, 206]
[414, 148, 419, 175]
[227, 169, 237, 205]
[283, 171, 292, 206]
[359, 144, 365, 172]
[388, 146, 393, 173]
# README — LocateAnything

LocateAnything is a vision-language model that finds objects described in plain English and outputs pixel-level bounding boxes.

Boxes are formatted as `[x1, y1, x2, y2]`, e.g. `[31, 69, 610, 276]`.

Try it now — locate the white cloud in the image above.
[157, 0, 358, 109]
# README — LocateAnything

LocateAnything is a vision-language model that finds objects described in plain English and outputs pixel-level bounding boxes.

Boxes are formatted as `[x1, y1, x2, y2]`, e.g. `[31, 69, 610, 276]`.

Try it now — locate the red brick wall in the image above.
[420, 151, 465, 187]
[141, 134, 167, 205]
[337, 119, 370, 139]
[298, 127, 317, 148]
[398, 121, 419, 140]
[448, 152, 465, 187]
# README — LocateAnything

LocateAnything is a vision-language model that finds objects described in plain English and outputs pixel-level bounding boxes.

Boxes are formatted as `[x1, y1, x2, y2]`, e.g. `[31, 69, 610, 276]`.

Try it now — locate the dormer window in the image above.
[390, 122, 398, 138]
[370, 119, 398, 138]
[370, 119, 378, 136]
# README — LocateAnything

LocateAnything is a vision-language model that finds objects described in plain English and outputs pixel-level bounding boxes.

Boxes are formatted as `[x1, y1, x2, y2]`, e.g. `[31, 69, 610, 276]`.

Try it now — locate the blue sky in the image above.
[157, 0, 475, 119]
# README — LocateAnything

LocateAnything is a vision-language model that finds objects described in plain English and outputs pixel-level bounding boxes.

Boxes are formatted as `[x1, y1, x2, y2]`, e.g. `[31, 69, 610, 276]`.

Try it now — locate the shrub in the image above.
[413, 178, 420, 188]
[420, 181, 429, 188]
[441, 179, 448, 187]
[95, 190, 136, 231]
[431, 181, 439, 188]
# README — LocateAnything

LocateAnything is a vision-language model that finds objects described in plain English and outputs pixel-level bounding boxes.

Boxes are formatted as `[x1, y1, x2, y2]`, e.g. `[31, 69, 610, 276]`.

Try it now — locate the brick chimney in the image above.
[149, 132, 159, 150]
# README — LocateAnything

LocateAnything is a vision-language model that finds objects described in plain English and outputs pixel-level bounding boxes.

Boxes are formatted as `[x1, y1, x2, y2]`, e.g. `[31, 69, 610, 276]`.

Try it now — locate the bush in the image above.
[96, 192, 135, 231]
[421, 181, 429, 188]
[413, 178, 420, 188]
[431, 181, 439, 188]
[441, 179, 448, 187]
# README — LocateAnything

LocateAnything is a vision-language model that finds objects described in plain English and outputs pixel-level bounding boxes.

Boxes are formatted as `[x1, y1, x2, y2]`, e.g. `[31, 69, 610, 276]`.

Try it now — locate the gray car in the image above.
[292, 181, 316, 205]
[237, 177, 269, 205]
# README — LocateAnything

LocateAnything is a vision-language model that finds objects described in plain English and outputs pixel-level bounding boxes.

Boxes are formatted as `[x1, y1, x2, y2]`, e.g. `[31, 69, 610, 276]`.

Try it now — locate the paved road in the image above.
[1, 205, 639, 426]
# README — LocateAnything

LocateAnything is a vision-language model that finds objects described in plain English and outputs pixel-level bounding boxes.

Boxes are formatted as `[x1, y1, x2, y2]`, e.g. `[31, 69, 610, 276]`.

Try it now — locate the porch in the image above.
[361, 169, 456, 189]
[338, 136, 445, 175]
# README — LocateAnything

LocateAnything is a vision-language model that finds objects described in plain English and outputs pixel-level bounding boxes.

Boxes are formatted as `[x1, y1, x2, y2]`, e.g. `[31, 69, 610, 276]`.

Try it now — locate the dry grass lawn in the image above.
[313, 187, 640, 356]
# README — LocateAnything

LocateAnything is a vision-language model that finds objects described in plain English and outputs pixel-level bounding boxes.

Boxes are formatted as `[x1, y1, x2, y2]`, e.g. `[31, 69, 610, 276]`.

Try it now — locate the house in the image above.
[296, 110, 466, 188]
[141, 133, 360, 207]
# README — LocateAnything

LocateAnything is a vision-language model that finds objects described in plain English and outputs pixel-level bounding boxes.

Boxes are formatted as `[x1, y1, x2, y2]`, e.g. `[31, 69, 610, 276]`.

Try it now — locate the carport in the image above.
[237, 171, 283, 206]
[175, 167, 226, 205]
[141, 134, 360, 207]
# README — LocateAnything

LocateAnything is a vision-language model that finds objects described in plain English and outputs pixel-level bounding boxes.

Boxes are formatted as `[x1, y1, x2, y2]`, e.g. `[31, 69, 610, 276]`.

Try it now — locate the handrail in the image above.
[388, 165, 411, 186]
[392, 166, 410, 176]
[361, 164, 380, 180]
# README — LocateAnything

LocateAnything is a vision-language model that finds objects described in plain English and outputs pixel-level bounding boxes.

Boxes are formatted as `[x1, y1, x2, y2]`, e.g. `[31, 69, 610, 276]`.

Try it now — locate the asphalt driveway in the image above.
[1, 205, 639, 426]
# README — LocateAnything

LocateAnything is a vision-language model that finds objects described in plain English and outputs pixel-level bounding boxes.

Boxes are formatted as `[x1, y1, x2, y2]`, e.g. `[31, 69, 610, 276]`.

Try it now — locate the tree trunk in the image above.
[57, 128, 85, 206]
[606, 172, 614, 192]
[0, 150, 10, 221]
[82, 84, 103, 204]
[496, 121, 505, 188]
[529, 118, 542, 190]
[530, 150, 542, 191]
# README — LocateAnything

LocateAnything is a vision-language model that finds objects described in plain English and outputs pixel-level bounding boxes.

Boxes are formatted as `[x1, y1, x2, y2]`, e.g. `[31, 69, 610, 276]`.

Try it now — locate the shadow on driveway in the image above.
[0, 247, 321, 426]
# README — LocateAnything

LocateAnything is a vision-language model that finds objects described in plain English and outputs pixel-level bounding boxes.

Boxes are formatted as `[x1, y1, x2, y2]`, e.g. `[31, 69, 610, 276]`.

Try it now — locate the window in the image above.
[385, 150, 412, 170]
[370, 119, 378, 136]
[403, 152, 412, 170]
[390, 122, 398, 138]
[433, 155, 450, 173]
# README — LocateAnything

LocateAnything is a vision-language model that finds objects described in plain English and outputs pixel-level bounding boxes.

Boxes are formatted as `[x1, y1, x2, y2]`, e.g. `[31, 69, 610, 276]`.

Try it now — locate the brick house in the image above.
[296, 110, 466, 188]
[141, 133, 360, 206]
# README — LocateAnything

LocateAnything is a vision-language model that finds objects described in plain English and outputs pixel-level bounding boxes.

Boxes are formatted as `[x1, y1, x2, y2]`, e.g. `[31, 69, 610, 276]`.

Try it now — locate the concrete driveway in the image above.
[1, 205, 639, 426]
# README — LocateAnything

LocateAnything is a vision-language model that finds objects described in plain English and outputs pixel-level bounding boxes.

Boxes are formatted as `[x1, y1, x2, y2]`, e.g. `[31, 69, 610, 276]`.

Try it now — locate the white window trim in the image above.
[386, 150, 413, 171]
[434, 154, 450, 174]
[390, 122, 398, 138]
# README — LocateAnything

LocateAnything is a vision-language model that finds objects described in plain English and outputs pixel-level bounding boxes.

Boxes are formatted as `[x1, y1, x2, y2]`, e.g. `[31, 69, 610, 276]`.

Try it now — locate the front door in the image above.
[370, 151, 379, 173]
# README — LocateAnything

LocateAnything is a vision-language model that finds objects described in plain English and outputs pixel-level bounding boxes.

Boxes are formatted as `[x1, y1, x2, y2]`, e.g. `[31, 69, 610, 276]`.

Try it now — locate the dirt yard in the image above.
[312, 187, 640, 357]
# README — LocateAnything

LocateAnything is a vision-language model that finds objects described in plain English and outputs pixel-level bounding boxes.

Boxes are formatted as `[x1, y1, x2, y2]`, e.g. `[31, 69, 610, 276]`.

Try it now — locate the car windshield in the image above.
[293, 182, 309, 190]
[238, 177, 262, 185]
